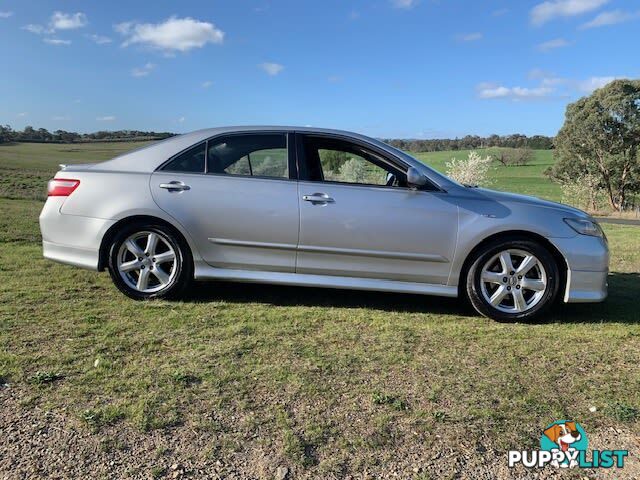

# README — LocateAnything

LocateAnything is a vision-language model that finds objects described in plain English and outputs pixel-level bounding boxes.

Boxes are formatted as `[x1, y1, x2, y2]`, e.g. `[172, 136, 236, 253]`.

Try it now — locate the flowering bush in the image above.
[559, 173, 608, 212]
[445, 151, 493, 186]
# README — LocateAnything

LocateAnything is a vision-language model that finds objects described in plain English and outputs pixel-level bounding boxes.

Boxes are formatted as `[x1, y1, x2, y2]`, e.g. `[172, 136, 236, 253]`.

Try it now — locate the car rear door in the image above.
[295, 133, 458, 285]
[150, 132, 300, 272]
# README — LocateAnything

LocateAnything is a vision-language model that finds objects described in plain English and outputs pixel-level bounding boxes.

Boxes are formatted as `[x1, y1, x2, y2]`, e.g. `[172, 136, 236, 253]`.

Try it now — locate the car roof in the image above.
[95, 126, 390, 173]
[90, 125, 457, 189]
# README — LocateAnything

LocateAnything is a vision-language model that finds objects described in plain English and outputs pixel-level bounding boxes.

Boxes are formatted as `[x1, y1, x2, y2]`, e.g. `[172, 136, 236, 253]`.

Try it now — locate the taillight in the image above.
[47, 178, 80, 197]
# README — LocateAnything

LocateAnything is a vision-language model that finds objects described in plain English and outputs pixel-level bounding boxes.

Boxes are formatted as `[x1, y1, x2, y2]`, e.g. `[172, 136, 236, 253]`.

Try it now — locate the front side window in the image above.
[207, 133, 288, 179]
[300, 136, 407, 187]
[161, 142, 206, 173]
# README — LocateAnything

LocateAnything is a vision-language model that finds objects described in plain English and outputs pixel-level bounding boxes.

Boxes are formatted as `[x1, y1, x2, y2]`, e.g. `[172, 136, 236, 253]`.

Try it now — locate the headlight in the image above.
[563, 218, 604, 237]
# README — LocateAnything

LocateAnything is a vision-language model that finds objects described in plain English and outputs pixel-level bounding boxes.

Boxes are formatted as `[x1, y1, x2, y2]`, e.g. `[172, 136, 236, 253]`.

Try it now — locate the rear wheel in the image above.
[107, 223, 191, 300]
[465, 238, 560, 322]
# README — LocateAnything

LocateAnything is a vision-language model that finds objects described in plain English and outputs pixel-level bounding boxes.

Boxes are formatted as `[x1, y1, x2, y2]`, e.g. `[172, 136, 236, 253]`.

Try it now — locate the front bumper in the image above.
[564, 269, 608, 303]
[39, 198, 115, 270]
[550, 234, 609, 303]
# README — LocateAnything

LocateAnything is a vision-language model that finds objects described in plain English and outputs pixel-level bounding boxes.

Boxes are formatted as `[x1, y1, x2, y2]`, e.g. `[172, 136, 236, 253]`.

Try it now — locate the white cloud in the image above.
[96, 116, 116, 121]
[0, 11, 13, 18]
[114, 22, 133, 35]
[178, 116, 186, 123]
[131, 62, 156, 77]
[580, 9, 640, 28]
[480, 73, 622, 100]
[578, 76, 618, 93]
[89, 34, 112, 44]
[456, 32, 483, 42]
[477, 83, 555, 100]
[17, 112, 28, 117]
[50, 12, 87, 30]
[391, 0, 418, 9]
[528, 69, 569, 87]
[23, 24, 46, 34]
[530, 0, 609, 26]
[44, 38, 71, 46]
[528, 68, 552, 80]
[116, 16, 224, 53]
[52, 115, 70, 121]
[23, 11, 87, 36]
[259, 62, 284, 76]
[537, 38, 570, 51]
[492, 8, 509, 16]
[202, 80, 213, 88]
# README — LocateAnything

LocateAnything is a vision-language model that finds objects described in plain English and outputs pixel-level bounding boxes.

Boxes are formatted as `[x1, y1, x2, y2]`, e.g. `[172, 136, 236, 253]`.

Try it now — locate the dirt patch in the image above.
[2, 387, 637, 479]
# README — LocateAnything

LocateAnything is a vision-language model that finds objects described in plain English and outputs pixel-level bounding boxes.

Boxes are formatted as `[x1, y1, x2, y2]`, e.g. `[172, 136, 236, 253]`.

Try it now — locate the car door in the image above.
[151, 132, 299, 272]
[295, 133, 458, 285]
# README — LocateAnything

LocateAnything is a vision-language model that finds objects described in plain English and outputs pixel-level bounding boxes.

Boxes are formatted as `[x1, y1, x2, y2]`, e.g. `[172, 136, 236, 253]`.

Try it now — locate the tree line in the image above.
[0, 124, 554, 151]
[0, 125, 174, 144]
[384, 134, 554, 152]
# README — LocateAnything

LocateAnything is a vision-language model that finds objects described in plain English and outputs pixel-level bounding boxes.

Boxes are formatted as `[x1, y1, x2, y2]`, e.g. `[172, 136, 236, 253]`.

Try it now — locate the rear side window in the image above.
[161, 142, 206, 173]
[207, 134, 288, 179]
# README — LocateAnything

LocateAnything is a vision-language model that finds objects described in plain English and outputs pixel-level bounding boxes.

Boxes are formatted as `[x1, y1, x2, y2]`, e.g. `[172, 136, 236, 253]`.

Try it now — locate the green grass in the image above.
[414, 148, 562, 202]
[0, 141, 639, 476]
[0, 141, 152, 201]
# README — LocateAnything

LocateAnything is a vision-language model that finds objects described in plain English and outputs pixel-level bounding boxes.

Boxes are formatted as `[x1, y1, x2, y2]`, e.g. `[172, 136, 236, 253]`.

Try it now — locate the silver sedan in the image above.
[39, 126, 609, 321]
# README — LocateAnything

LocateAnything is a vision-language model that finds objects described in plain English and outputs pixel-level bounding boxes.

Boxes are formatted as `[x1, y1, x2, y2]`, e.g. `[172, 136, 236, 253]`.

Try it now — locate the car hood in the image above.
[473, 187, 591, 218]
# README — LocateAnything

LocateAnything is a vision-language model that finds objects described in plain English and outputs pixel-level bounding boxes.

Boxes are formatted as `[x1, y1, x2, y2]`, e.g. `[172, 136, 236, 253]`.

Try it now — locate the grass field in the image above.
[1, 141, 639, 478]
[415, 149, 562, 202]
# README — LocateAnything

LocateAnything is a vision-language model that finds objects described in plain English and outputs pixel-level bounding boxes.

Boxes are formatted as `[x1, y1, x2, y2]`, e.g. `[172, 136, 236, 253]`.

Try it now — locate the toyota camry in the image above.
[39, 126, 609, 321]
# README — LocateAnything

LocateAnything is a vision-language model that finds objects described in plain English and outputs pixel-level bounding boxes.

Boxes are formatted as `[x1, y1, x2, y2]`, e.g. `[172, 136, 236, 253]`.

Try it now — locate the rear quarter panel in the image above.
[56, 169, 205, 263]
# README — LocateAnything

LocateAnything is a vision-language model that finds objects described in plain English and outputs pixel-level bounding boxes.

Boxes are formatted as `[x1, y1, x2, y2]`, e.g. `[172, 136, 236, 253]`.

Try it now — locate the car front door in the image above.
[151, 132, 299, 272]
[295, 133, 458, 285]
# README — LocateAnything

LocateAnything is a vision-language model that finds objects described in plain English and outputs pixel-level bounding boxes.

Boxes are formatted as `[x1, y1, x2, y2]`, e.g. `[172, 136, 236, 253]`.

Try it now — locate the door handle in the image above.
[159, 181, 191, 192]
[302, 193, 334, 204]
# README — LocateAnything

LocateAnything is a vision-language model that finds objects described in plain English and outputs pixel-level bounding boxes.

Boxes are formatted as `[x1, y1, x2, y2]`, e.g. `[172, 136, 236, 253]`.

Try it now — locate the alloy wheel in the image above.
[479, 248, 548, 314]
[117, 231, 177, 293]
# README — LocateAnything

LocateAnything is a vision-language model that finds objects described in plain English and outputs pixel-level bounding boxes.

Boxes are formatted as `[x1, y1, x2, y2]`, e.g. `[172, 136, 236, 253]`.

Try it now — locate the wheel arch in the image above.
[98, 215, 193, 272]
[457, 230, 568, 300]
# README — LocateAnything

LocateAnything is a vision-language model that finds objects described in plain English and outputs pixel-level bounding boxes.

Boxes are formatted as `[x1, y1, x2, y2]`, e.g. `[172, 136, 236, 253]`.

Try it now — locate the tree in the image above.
[494, 147, 533, 166]
[547, 79, 640, 211]
[338, 157, 371, 183]
[320, 149, 350, 172]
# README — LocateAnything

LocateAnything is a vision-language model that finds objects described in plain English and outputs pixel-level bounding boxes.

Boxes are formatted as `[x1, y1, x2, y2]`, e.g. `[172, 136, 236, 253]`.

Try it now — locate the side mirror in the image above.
[406, 167, 427, 187]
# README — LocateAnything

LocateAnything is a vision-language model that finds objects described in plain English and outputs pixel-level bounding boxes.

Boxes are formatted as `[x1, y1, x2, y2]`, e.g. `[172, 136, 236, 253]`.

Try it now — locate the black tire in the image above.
[465, 237, 560, 322]
[107, 222, 192, 300]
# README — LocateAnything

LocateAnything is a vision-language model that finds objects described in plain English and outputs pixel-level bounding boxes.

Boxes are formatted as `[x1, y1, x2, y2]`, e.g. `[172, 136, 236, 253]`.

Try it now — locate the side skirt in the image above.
[193, 262, 458, 297]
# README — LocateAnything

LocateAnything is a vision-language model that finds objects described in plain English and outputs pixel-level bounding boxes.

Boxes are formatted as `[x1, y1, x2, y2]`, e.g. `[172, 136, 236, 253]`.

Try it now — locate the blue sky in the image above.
[0, 0, 638, 138]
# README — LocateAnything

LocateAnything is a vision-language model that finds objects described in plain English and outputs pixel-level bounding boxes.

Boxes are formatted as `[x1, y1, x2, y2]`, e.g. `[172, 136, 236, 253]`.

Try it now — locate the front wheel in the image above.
[107, 223, 192, 300]
[465, 238, 560, 322]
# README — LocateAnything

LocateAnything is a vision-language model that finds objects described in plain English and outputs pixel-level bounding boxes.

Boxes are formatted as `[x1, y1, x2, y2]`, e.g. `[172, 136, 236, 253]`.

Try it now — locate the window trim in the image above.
[294, 132, 440, 191]
[156, 131, 297, 181]
[158, 141, 207, 174]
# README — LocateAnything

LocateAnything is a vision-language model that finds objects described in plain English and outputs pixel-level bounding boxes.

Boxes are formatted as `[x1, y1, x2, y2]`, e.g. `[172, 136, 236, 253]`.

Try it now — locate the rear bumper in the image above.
[42, 240, 101, 270]
[39, 198, 115, 271]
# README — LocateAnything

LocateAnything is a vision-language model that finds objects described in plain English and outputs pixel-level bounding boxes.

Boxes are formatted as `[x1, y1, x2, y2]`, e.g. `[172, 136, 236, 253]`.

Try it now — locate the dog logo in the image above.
[540, 420, 588, 468]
